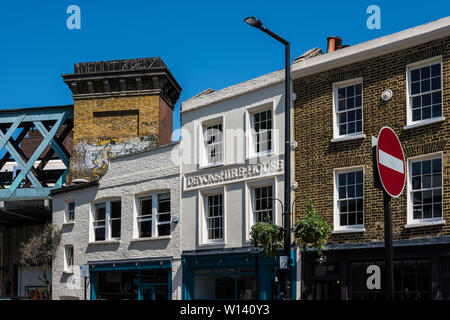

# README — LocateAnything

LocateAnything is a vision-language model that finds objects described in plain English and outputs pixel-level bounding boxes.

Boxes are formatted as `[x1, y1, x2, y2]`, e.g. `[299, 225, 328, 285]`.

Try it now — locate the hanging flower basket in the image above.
[250, 218, 283, 257]
[294, 200, 331, 256]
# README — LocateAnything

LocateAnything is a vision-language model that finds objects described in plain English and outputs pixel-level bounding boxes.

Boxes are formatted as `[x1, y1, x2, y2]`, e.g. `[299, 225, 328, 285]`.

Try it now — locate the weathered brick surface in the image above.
[69, 95, 162, 181]
[73, 95, 160, 141]
[293, 37, 450, 244]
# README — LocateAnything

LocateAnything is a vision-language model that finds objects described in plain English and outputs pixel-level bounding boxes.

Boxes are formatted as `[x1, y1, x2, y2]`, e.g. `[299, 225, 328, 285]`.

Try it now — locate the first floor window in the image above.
[336, 169, 364, 228]
[137, 193, 171, 238]
[93, 203, 106, 241]
[204, 123, 223, 165]
[408, 61, 442, 122]
[93, 199, 121, 241]
[253, 186, 273, 223]
[335, 81, 363, 137]
[251, 110, 272, 155]
[206, 194, 223, 240]
[66, 202, 75, 222]
[410, 155, 442, 220]
[65, 246, 74, 270]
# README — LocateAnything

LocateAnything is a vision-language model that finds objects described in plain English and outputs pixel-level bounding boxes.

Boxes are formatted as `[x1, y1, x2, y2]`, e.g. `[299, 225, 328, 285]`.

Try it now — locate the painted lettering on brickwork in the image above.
[74, 58, 158, 74]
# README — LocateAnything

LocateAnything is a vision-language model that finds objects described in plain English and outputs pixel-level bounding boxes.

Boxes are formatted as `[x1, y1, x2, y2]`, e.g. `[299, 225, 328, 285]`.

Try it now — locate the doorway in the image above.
[314, 280, 341, 300]
[140, 285, 169, 300]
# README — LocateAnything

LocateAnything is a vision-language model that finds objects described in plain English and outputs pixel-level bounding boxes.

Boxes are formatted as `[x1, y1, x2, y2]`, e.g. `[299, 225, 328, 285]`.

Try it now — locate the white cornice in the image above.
[291, 16, 450, 79]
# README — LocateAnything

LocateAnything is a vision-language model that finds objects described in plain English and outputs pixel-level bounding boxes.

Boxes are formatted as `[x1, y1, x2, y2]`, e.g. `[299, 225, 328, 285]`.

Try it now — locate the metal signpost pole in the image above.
[383, 190, 394, 300]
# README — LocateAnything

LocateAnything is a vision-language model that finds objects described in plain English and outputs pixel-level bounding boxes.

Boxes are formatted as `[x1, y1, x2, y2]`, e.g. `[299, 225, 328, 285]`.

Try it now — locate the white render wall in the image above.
[180, 80, 286, 252]
[52, 143, 181, 300]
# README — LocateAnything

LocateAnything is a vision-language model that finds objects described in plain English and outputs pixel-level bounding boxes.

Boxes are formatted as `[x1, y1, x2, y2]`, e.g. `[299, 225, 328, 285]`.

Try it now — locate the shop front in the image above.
[301, 239, 450, 300]
[89, 259, 172, 300]
[182, 249, 296, 300]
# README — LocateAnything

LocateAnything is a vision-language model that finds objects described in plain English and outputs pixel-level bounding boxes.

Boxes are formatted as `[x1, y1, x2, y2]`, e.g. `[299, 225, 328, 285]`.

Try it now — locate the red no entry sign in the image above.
[376, 127, 406, 198]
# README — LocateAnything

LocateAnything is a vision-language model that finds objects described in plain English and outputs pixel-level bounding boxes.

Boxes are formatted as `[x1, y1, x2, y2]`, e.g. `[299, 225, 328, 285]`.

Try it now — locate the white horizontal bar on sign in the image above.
[379, 149, 404, 174]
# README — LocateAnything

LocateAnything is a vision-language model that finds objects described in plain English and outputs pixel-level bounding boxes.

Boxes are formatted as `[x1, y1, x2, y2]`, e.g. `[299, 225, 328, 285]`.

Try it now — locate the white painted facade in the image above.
[51, 143, 181, 300]
[180, 72, 286, 251]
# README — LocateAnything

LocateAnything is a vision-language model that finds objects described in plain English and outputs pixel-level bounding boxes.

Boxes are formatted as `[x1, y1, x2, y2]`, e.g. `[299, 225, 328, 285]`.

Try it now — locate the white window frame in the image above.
[199, 187, 226, 246]
[135, 192, 171, 239]
[245, 177, 280, 242]
[199, 116, 224, 168]
[332, 78, 364, 141]
[65, 200, 75, 223]
[333, 166, 365, 233]
[406, 152, 444, 228]
[90, 198, 121, 242]
[252, 185, 274, 224]
[64, 245, 74, 273]
[406, 56, 444, 127]
[247, 104, 274, 158]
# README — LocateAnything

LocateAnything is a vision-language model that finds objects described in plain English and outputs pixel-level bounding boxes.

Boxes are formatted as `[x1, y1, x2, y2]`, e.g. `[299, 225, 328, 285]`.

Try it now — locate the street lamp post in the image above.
[244, 16, 292, 300]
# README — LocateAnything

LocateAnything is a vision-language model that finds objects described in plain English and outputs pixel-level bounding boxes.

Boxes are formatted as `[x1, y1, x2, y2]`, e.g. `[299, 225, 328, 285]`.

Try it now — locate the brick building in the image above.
[292, 17, 450, 300]
[62, 57, 181, 182]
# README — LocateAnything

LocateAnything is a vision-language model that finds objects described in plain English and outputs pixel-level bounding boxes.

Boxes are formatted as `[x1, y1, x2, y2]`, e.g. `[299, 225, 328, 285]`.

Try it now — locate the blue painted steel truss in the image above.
[0, 106, 73, 200]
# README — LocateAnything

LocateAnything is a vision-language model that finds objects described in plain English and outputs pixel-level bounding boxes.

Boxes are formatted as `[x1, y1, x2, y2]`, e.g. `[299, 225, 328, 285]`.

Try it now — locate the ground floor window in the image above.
[95, 269, 170, 300]
[350, 259, 431, 300]
[193, 268, 256, 300]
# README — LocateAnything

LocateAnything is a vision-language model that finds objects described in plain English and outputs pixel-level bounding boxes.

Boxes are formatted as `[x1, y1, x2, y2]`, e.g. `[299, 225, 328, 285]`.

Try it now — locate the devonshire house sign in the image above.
[184, 160, 284, 190]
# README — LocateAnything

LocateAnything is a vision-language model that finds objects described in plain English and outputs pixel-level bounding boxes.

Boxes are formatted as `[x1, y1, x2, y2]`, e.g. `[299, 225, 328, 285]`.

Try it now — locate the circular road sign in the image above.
[376, 127, 406, 198]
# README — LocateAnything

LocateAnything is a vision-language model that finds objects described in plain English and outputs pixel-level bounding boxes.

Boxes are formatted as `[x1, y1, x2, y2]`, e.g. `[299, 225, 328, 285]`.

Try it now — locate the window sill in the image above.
[62, 221, 75, 226]
[198, 241, 225, 248]
[246, 151, 275, 161]
[88, 240, 121, 245]
[130, 236, 171, 242]
[404, 220, 445, 229]
[332, 228, 365, 234]
[198, 162, 224, 170]
[403, 117, 445, 130]
[331, 134, 365, 143]
[63, 269, 74, 274]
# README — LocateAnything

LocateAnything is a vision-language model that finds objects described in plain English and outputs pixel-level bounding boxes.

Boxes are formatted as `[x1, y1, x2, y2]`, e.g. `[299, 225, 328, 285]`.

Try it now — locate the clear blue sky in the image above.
[0, 0, 448, 136]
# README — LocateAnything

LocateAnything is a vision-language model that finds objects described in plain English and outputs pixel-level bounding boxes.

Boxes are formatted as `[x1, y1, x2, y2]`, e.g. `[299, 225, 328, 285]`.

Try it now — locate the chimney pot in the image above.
[327, 36, 343, 53]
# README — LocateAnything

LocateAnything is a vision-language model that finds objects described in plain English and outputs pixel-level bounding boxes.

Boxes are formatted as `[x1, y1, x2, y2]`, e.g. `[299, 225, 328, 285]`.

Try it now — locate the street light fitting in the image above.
[244, 16, 262, 28]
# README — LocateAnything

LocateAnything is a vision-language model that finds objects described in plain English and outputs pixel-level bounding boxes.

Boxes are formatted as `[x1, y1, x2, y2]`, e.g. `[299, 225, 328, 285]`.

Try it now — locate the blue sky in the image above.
[0, 0, 448, 136]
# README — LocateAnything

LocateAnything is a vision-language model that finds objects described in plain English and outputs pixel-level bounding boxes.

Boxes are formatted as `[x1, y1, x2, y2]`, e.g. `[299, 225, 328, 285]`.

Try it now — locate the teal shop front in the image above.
[89, 258, 172, 300]
[182, 248, 296, 300]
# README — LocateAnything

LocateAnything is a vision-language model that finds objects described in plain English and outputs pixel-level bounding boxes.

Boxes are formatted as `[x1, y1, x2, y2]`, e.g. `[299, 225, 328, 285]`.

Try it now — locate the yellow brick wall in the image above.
[69, 95, 161, 181]
[293, 37, 450, 244]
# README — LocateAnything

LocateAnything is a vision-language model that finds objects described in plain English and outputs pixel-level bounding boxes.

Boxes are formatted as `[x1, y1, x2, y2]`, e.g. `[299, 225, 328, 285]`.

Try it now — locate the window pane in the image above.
[433, 204, 442, 218]
[432, 158, 441, 173]
[111, 201, 121, 219]
[95, 227, 105, 241]
[411, 69, 420, 82]
[158, 224, 170, 236]
[95, 203, 106, 221]
[413, 191, 422, 205]
[140, 221, 152, 238]
[431, 77, 441, 90]
[356, 184, 363, 197]
[432, 104, 442, 118]
[158, 194, 170, 213]
[141, 198, 152, 216]
[422, 174, 431, 189]
[422, 160, 431, 174]
[111, 219, 121, 238]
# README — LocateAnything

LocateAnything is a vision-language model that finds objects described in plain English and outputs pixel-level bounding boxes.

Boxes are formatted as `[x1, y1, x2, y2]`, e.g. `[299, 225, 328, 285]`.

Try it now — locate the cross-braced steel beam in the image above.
[0, 106, 73, 200]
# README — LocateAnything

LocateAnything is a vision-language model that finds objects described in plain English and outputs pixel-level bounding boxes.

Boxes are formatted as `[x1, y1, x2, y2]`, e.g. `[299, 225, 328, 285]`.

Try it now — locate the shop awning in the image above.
[88, 257, 172, 272]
